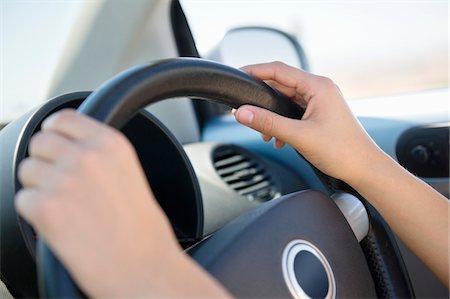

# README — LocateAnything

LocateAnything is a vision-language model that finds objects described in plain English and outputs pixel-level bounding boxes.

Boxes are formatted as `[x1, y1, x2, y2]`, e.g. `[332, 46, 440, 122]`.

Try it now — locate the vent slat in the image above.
[213, 146, 279, 202]
[229, 174, 268, 189]
[237, 180, 272, 196]
[213, 149, 238, 161]
[217, 161, 254, 176]
[214, 154, 246, 168]
[222, 167, 263, 183]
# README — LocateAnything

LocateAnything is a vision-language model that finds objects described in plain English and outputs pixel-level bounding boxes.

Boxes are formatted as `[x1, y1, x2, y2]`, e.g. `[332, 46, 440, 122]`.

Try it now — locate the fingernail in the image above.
[273, 139, 279, 149]
[231, 108, 236, 115]
[262, 135, 272, 142]
[237, 109, 254, 125]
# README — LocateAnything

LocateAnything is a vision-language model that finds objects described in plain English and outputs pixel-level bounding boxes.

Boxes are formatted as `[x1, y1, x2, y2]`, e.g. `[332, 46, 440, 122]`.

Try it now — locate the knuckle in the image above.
[271, 61, 287, 74]
[14, 190, 32, 219]
[54, 171, 78, 193]
[317, 76, 336, 89]
[50, 112, 70, 126]
[14, 189, 30, 211]
[73, 147, 98, 170]
[102, 129, 131, 152]
[15, 189, 56, 229]
[271, 61, 286, 68]
[28, 132, 45, 155]
[334, 83, 343, 95]
[45, 109, 75, 128]
[262, 114, 275, 135]
[17, 158, 32, 184]
[57, 108, 77, 118]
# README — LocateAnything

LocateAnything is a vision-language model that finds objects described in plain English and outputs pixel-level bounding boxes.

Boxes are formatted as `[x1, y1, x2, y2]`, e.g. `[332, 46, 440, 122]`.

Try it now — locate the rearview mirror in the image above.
[209, 27, 309, 70]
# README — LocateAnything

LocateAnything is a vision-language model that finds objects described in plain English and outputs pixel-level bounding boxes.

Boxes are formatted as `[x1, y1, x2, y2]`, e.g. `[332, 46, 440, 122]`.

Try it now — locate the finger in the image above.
[264, 80, 308, 108]
[262, 134, 272, 142]
[234, 105, 301, 143]
[15, 188, 46, 227]
[264, 79, 296, 98]
[18, 158, 54, 188]
[15, 188, 61, 237]
[274, 139, 286, 149]
[28, 131, 75, 162]
[241, 62, 317, 103]
[41, 109, 115, 142]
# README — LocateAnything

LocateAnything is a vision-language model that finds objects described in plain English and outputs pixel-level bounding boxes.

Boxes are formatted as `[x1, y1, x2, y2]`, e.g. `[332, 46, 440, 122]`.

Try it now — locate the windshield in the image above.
[2, 1, 83, 124]
[1, 1, 447, 125]
[181, 0, 448, 99]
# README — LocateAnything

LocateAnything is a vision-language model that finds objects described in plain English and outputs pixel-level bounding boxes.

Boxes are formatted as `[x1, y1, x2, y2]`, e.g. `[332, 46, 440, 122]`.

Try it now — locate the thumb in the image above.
[234, 105, 300, 143]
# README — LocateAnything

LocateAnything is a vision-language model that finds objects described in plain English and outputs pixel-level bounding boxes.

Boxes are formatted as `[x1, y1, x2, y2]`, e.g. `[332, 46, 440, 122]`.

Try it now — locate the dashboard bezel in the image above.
[0, 92, 204, 297]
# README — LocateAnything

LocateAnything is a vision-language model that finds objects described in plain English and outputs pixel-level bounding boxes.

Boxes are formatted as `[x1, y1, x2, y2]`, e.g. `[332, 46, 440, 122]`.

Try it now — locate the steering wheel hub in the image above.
[282, 239, 335, 299]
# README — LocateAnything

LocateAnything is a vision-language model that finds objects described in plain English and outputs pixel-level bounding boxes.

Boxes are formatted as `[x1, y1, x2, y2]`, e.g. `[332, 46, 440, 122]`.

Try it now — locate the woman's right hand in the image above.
[234, 61, 383, 186]
[235, 62, 449, 287]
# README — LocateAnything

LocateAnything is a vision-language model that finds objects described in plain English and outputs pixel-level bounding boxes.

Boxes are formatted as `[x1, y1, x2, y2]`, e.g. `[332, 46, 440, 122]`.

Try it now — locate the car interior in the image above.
[1, 0, 448, 298]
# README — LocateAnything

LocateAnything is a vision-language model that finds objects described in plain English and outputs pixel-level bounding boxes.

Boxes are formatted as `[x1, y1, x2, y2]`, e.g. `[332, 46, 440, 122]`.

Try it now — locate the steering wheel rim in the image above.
[77, 58, 303, 127]
[35, 58, 412, 298]
[37, 58, 304, 298]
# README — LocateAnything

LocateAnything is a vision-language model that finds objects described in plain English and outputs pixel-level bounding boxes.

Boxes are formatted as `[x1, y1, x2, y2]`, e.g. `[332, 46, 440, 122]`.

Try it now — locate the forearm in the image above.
[234, 61, 449, 288]
[138, 247, 231, 298]
[348, 150, 449, 287]
[166, 250, 232, 298]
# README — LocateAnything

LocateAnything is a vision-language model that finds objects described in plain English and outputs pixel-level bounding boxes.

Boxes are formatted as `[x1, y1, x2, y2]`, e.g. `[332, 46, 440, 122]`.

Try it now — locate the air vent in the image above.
[213, 145, 280, 202]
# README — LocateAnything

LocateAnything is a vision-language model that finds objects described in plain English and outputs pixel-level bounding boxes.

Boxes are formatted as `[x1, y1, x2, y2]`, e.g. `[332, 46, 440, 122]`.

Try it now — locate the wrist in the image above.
[117, 243, 183, 298]
[344, 146, 392, 190]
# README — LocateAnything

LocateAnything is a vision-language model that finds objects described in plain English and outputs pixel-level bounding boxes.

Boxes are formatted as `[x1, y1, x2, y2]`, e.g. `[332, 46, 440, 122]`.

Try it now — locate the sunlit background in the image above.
[2, 1, 83, 122]
[181, 0, 448, 97]
[1, 0, 448, 123]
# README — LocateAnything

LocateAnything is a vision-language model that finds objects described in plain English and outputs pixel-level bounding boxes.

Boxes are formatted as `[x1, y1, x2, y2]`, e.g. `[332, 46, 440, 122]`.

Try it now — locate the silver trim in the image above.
[331, 192, 370, 242]
[282, 240, 336, 299]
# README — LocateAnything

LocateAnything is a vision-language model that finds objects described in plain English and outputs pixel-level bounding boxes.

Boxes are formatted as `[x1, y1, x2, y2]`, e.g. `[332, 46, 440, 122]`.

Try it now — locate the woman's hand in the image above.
[15, 109, 229, 298]
[234, 61, 383, 186]
[16, 109, 178, 297]
[235, 61, 449, 287]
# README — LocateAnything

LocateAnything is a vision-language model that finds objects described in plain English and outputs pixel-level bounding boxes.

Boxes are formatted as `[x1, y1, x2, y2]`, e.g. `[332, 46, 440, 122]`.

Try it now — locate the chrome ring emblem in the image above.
[282, 240, 336, 299]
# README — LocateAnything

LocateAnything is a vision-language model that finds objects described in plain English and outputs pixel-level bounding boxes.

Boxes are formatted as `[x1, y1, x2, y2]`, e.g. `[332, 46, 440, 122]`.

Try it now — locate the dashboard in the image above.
[199, 87, 449, 298]
[184, 142, 305, 235]
[0, 87, 448, 298]
[201, 88, 449, 198]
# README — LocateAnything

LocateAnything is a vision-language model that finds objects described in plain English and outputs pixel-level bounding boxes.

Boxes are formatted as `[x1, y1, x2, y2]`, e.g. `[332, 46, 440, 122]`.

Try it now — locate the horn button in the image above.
[189, 190, 376, 298]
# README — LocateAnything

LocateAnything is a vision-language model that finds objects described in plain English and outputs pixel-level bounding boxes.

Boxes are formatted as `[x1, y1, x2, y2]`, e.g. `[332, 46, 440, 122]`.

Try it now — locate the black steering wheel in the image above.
[36, 58, 413, 298]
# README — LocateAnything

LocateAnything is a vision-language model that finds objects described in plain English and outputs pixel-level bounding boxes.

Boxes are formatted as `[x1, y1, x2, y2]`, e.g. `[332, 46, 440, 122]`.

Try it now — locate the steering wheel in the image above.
[35, 58, 413, 298]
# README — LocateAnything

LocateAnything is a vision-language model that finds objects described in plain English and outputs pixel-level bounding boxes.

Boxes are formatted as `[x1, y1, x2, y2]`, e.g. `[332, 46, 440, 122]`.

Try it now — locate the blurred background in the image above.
[182, 0, 448, 98]
[1, 0, 448, 123]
